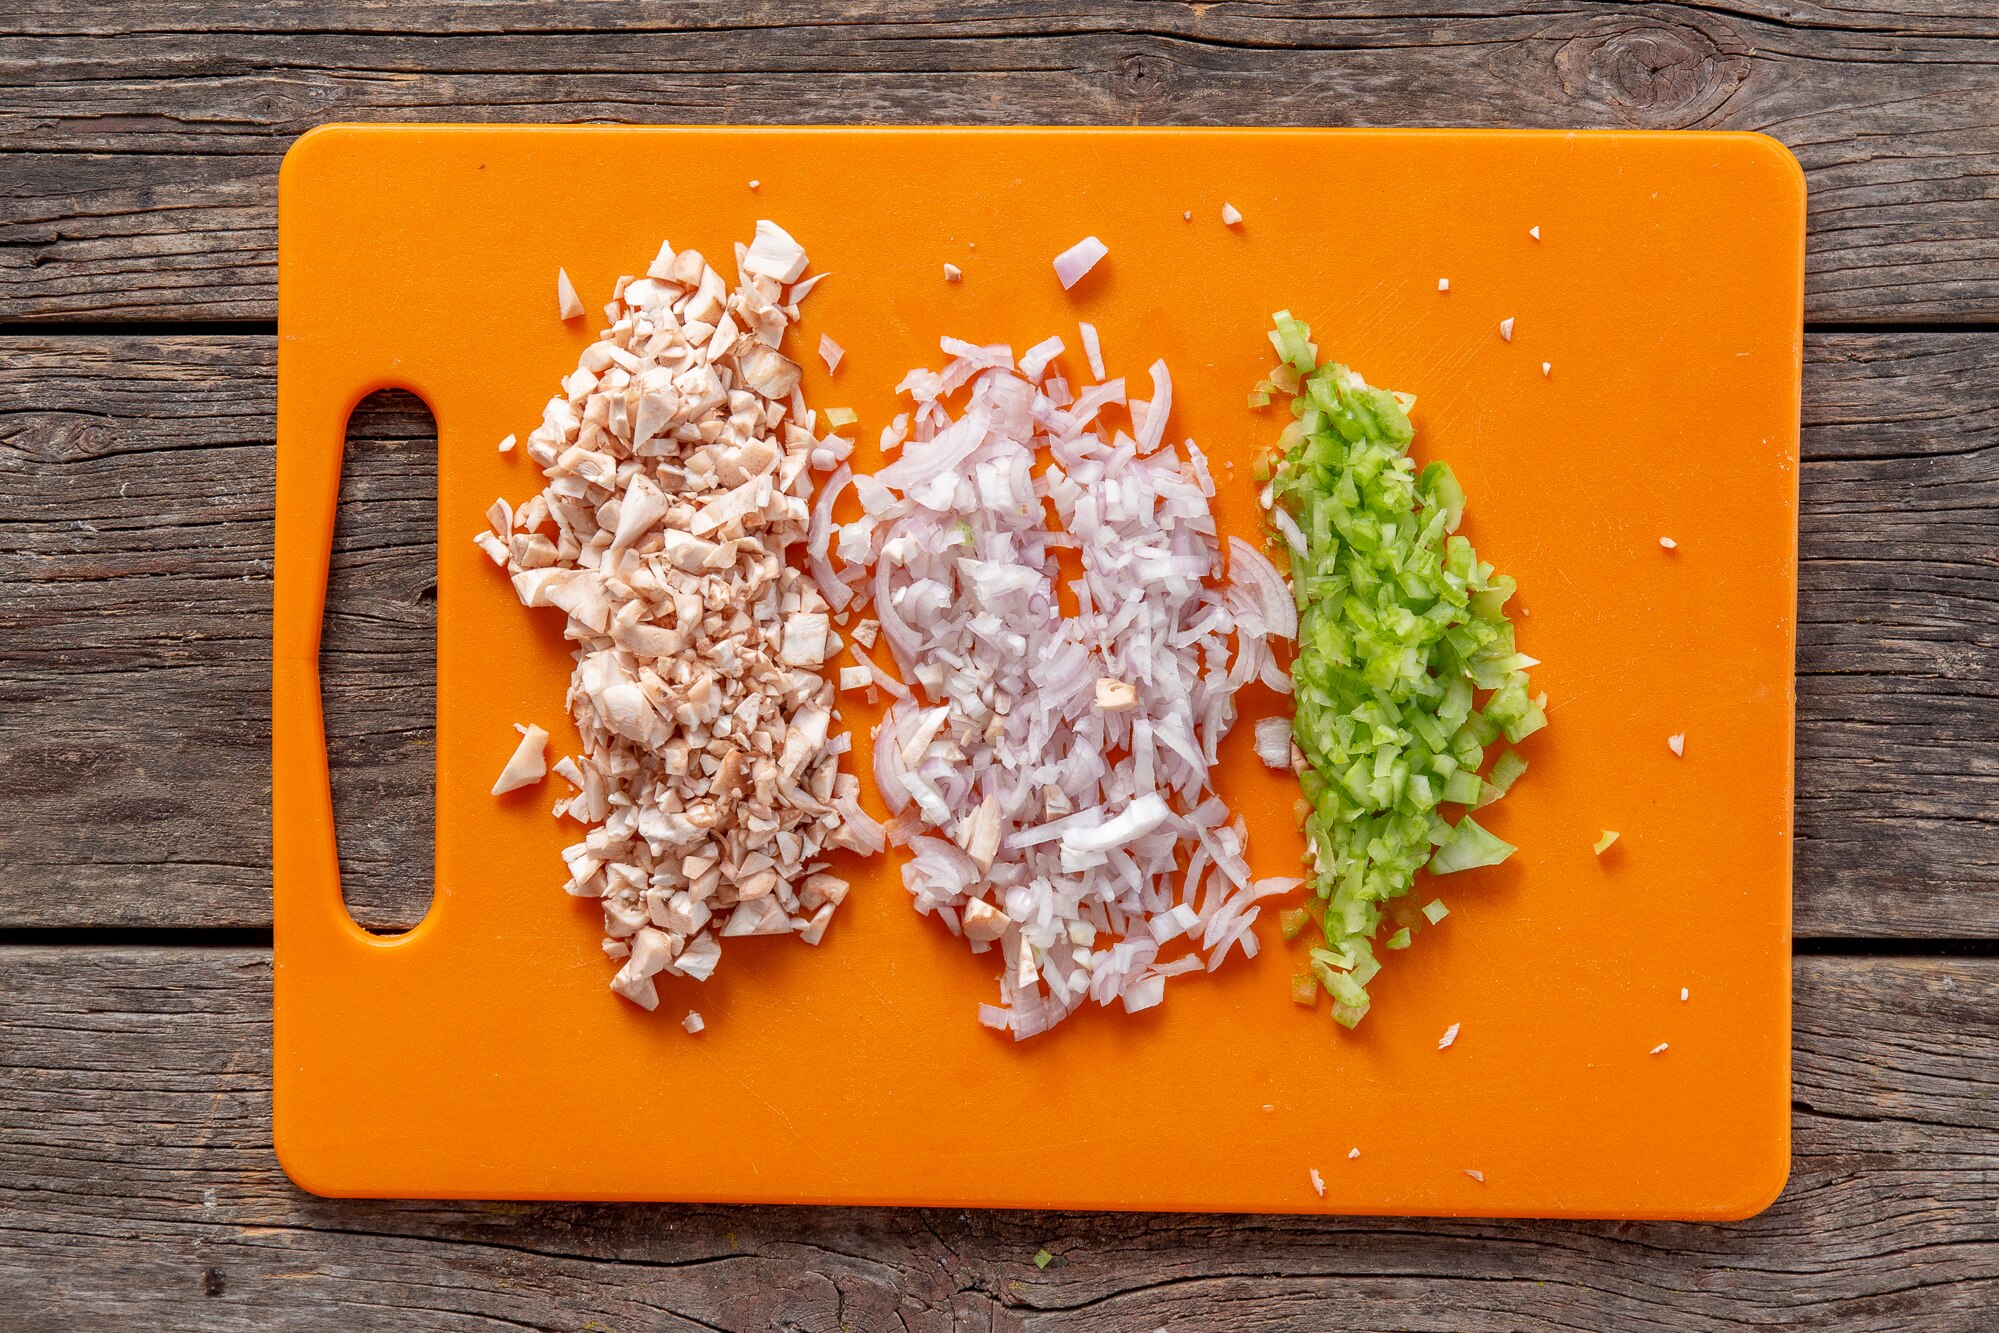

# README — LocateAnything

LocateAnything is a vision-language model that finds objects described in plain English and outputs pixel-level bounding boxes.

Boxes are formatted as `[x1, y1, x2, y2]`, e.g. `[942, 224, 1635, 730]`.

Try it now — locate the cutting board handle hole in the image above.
[321, 388, 437, 937]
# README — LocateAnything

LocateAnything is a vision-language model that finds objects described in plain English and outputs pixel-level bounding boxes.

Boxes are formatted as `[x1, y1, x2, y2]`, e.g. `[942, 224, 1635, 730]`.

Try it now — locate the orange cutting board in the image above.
[274, 125, 1802, 1217]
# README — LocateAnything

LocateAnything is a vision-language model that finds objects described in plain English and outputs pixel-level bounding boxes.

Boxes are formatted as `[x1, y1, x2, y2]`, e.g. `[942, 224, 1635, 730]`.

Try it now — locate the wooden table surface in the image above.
[2, 3, 1994, 1329]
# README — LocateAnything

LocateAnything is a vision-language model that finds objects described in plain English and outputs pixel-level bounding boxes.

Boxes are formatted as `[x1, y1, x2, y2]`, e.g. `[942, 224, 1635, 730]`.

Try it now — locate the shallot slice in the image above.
[1052, 236, 1108, 290]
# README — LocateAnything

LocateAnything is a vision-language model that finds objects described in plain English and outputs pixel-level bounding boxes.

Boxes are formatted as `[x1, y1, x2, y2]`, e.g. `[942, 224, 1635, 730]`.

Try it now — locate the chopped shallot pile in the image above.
[815, 329, 1296, 1038]
[481, 221, 882, 1012]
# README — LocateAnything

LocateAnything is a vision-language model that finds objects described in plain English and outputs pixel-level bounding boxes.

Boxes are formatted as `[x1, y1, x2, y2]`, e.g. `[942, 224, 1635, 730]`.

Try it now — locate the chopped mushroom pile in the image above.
[818, 331, 1295, 1038]
[480, 222, 884, 1012]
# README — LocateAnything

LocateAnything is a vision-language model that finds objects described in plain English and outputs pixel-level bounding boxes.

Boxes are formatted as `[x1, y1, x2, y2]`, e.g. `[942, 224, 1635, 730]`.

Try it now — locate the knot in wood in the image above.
[1556, 17, 1750, 127]
[1115, 50, 1177, 106]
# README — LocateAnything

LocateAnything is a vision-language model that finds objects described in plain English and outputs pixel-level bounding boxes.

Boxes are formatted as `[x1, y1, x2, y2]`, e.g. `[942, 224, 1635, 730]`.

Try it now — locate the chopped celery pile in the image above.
[1263, 313, 1545, 1028]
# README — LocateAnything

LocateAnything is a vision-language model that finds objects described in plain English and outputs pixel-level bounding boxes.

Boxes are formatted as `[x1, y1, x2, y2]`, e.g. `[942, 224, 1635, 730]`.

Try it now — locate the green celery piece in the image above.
[1427, 816, 1517, 875]
[1422, 899, 1450, 924]
[1475, 751, 1528, 809]
[1441, 769, 1485, 806]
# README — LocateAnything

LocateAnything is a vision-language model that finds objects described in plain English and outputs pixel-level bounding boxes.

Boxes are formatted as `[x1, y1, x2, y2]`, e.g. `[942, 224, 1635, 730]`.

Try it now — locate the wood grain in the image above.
[0, 947, 1990, 1330]
[0, 1, 1995, 323]
[0, 332, 1993, 934]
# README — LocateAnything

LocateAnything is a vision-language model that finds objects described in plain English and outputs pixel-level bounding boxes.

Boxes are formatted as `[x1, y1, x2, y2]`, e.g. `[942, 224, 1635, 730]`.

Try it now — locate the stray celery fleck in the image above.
[1033, 1248, 1053, 1269]
[1262, 313, 1544, 1028]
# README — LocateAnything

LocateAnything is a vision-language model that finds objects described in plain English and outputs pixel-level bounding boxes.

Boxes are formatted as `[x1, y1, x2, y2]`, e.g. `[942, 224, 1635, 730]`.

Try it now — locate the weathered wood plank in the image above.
[0, 1, 1995, 323]
[0, 332, 1993, 933]
[0, 948, 1991, 1330]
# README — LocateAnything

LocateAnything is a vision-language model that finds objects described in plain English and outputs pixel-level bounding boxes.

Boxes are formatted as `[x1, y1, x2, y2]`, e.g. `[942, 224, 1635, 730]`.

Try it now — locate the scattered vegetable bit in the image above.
[1279, 907, 1310, 940]
[1052, 235, 1109, 289]
[1437, 278, 1450, 293]
[497, 433, 517, 453]
[1078, 322, 1106, 380]
[1309, 1167, 1326, 1197]
[1385, 927, 1411, 949]
[1290, 972, 1318, 1005]
[1254, 716, 1294, 769]
[682, 1011, 705, 1034]
[824, 407, 859, 429]
[1018, 335, 1064, 381]
[1650, 1042, 1669, 1055]
[1541, 362, 1552, 378]
[1348, 1147, 1361, 1160]
[556, 268, 584, 321]
[1594, 830, 1620, 855]
[1499, 317, 1515, 342]
[1261, 317, 1542, 1026]
[1659, 536, 1678, 550]
[491, 722, 548, 795]
[1183, 210, 1193, 221]
[1668, 733, 1685, 757]
[943, 263, 963, 282]
[819, 334, 844, 375]
[748, 179, 760, 190]
[1033, 1249, 1054, 1270]
[1438, 1022, 1460, 1050]
[1474, 751, 1528, 810]
[1221, 202, 1244, 226]
[1529, 225, 1541, 241]
[1464, 1168, 1486, 1183]
[1680, 987, 1690, 1002]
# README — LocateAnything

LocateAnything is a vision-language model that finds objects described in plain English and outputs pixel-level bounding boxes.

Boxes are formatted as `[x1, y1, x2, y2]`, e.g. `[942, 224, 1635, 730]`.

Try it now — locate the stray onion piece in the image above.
[828, 330, 1290, 1038]
[483, 222, 881, 1013]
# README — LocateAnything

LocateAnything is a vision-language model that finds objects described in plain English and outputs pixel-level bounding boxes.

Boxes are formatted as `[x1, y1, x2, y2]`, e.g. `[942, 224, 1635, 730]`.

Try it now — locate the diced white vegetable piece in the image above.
[742, 219, 809, 283]
[1052, 236, 1108, 290]
[556, 268, 584, 321]
[473, 531, 508, 566]
[1498, 317, 1515, 342]
[1254, 717, 1292, 769]
[1078, 321, 1106, 380]
[1094, 678, 1138, 712]
[819, 334, 844, 375]
[1221, 202, 1243, 225]
[943, 263, 962, 282]
[491, 723, 548, 795]
[682, 1010, 705, 1033]
[1121, 973, 1166, 1013]
[1438, 1022, 1460, 1050]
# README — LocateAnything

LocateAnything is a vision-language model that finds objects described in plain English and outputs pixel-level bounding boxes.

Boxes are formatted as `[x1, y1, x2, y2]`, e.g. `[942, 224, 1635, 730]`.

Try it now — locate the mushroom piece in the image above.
[961, 897, 1009, 942]
[742, 220, 810, 284]
[1094, 678, 1139, 712]
[491, 723, 549, 795]
[556, 268, 585, 321]
[737, 344, 803, 401]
